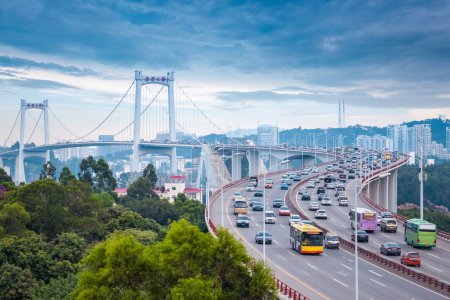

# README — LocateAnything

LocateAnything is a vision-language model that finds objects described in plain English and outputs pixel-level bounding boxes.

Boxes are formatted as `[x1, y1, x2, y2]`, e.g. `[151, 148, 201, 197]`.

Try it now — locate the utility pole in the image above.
[418, 132, 424, 220]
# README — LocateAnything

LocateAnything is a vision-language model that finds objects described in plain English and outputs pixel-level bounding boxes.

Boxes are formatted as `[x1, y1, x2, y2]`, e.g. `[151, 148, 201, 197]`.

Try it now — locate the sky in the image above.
[1, 0, 450, 144]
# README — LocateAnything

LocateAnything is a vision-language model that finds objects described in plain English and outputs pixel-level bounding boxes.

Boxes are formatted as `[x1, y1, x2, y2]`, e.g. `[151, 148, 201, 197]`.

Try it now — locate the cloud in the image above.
[0, 78, 78, 90]
[0, 55, 99, 76]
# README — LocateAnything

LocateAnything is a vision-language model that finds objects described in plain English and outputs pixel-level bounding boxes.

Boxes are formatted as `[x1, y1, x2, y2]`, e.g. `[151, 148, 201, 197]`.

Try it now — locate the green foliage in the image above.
[398, 162, 450, 210]
[91, 191, 115, 208]
[50, 232, 86, 264]
[40, 161, 56, 180]
[169, 277, 219, 300]
[33, 274, 77, 300]
[143, 163, 158, 189]
[0, 203, 30, 236]
[71, 233, 152, 300]
[398, 208, 450, 231]
[0, 167, 14, 185]
[78, 156, 117, 193]
[121, 197, 180, 226]
[126, 177, 156, 200]
[58, 166, 76, 186]
[174, 193, 207, 232]
[0, 263, 38, 300]
[2, 179, 104, 240]
[74, 219, 276, 299]
[105, 209, 164, 239]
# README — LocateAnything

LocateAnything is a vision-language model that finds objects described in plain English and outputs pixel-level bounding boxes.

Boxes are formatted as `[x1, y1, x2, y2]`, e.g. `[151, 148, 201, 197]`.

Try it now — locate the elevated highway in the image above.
[207, 160, 450, 299]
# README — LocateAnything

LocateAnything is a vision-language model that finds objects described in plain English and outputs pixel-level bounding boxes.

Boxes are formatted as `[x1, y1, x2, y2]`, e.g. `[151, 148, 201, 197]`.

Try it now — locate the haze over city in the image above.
[1, 1, 450, 142]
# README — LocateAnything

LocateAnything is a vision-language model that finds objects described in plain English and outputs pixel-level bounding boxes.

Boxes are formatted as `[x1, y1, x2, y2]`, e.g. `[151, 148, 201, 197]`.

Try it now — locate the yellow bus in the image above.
[290, 223, 324, 254]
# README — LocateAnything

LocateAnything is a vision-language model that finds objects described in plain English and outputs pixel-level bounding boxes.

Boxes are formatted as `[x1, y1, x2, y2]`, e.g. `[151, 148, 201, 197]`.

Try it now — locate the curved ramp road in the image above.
[208, 166, 449, 299]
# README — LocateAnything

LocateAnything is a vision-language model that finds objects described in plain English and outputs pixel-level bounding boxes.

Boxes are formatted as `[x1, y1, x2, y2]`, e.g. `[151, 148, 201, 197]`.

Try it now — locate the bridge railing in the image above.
[204, 172, 311, 300]
[359, 156, 450, 241]
[284, 167, 450, 295]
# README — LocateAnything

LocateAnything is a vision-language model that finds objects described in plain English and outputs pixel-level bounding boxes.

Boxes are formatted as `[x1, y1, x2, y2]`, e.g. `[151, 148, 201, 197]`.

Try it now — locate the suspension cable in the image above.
[70, 80, 135, 141]
[26, 110, 43, 144]
[49, 107, 83, 140]
[113, 85, 164, 137]
[175, 81, 244, 145]
[3, 109, 20, 148]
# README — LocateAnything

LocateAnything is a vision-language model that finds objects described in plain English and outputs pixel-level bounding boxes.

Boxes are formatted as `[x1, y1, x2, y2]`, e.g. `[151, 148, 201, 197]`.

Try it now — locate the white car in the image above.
[327, 183, 335, 189]
[308, 201, 320, 211]
[312, 168, 319, 173]
[245, 184, 255, 192]
[265, 211, 276, 224]
[326, 165, 333, 171]
[322, 197, 332, 206]
[307, 181, 315, 188]
[289, 214, 302, 225]
[315, 209, 327, 219]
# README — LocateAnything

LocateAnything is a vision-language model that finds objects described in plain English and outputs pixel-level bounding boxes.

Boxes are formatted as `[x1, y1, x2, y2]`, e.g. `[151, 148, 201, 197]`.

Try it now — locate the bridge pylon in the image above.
[132, 71, 177, 174]
[15, 99, 49, 183]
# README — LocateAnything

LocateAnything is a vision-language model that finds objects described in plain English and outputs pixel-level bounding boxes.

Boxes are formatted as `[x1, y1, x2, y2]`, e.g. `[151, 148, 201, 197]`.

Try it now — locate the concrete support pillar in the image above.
[167, 72, 177, 174]
[16, 100, 26, 183]
[231, 152, 243, 180]
[247, 149, 260, 176]
[373, 179, 380, 205]
[43, 100, 50, 162]
[388, 170, 398, 212]
[132, 71, 142, 173]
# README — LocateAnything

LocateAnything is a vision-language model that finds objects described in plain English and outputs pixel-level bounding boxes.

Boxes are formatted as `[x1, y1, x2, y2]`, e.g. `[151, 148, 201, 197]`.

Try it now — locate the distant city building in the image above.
[446, 127, 450, 154]
[99, 135, 114, 158]
[431, 141, 448, 159]
[410, 124, 432, 157]
[387, 125, 408, 153]
[356, 135, 392, 152]
[257, 125, 279, 146]
[163, 175, 202, 202]
[155, 131, 195, 142]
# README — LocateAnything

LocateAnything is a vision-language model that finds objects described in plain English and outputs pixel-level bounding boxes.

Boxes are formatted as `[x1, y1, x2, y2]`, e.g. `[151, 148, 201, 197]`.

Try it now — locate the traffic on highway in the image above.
[209, 148, 450, 299]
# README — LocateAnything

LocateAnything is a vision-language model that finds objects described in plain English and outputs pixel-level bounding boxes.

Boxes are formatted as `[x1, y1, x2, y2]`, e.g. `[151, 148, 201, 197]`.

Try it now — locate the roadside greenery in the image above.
[0, 162, 275, 299]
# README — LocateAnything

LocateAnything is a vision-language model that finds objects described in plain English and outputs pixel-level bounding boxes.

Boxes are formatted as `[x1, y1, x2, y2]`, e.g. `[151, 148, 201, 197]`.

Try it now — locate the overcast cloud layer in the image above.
[1, 0, 450, 142]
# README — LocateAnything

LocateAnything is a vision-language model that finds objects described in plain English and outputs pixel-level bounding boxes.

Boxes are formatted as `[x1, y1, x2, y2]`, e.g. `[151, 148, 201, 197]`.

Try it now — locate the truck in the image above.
[249, 176, 258, 187]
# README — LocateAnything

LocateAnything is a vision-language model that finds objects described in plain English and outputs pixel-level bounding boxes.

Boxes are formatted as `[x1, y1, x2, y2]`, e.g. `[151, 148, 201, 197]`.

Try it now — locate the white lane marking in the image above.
[276, 254, 287, 261]
[427, 265, 443, 272]
[287, 251, 295, 257]
[306, 263, 318, 270]
[373, 242, 381, 247]
[322, 253, 327, 257]
[333, 278, 348, 287]
[250, 216, 254, 221]
[280, 224, 286, 228]
[341, 224, 346, 228]
[426, 253, 440, 259]
[370, 278, 386, 287]
[368, 270, 383, 277]
[255, 223, 259, 228]
[342, 257, 354, 263]
[339, 263, 352, 271]
[273, 239, 279, 245]
[329, 217, 335, 222]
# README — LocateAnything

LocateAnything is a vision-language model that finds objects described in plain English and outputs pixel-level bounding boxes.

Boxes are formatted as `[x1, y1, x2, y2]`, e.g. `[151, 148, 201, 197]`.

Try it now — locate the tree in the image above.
[0, 203, 30, 236]
[0, 168, 13, 185]
[78, 156, 96, 187]
[169, 278, 218, 300]
[33, 274, 77, 300]
[91, 191, 115, 208]
[143, 163, 158, 189]
[0, 263, 38, 300]
[94, 158, 117, 192]
[122, 198, 180, 226]
[174, 194, 207, 231]
[40, 161, 56, 180]
[127, 177, 153, 200]
[59, 167, 76, 186]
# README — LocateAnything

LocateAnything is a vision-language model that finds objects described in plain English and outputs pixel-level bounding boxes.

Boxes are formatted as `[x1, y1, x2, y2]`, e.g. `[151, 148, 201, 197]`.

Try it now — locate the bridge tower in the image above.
[132, 71, 176, 174]
[15, 100, 49, 183]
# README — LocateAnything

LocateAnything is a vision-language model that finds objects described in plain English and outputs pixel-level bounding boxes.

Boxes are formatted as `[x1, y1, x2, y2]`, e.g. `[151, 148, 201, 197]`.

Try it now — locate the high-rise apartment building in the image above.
[446, 127, 450, 154]
[387, 125, 408, 153]
[411, 124, 432, 157]
[356, 135, 392, 151]
[257, 125, 279, 146]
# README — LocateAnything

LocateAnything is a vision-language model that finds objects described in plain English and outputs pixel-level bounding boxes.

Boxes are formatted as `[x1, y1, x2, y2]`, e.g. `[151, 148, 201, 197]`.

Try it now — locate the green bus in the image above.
[404, 218, 437, 249]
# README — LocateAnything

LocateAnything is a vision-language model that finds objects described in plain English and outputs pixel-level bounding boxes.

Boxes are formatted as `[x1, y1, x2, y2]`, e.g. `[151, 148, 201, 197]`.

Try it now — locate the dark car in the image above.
[280, 182, 289, 190]
[249, 198, 261, 207]
[348, 174, 355, 179]
[301, 193, 311, 201]
[380, 242, 401, 256]
[254, 189, 264, 197]
[236, 214, 250, 228]
[252, 203, 264, 211]
[298, 188, 306, 195]
[351, 230, 369, 242]
[380, 211, 393, 219]
[317, 186, 325, 194]
[318, 193, 325, 201]
[255, 231, 272, 244]
[272, 199, 284, 208]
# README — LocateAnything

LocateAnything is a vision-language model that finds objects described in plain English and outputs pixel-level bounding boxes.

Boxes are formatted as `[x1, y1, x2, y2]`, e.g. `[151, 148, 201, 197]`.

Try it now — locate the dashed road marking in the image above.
[339, 263, 352, 271]
[280, 224, 286, 228]
[427, 265, 442, 272]
[273, 239, 279, 245]
[368, 270, 383, 277]
[370, 278, 386, 287]
[426, 253, 440, 259]
[307, 263, 318, 270]
[333, 279, 348, 287]
[287, 250, 295, 257]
